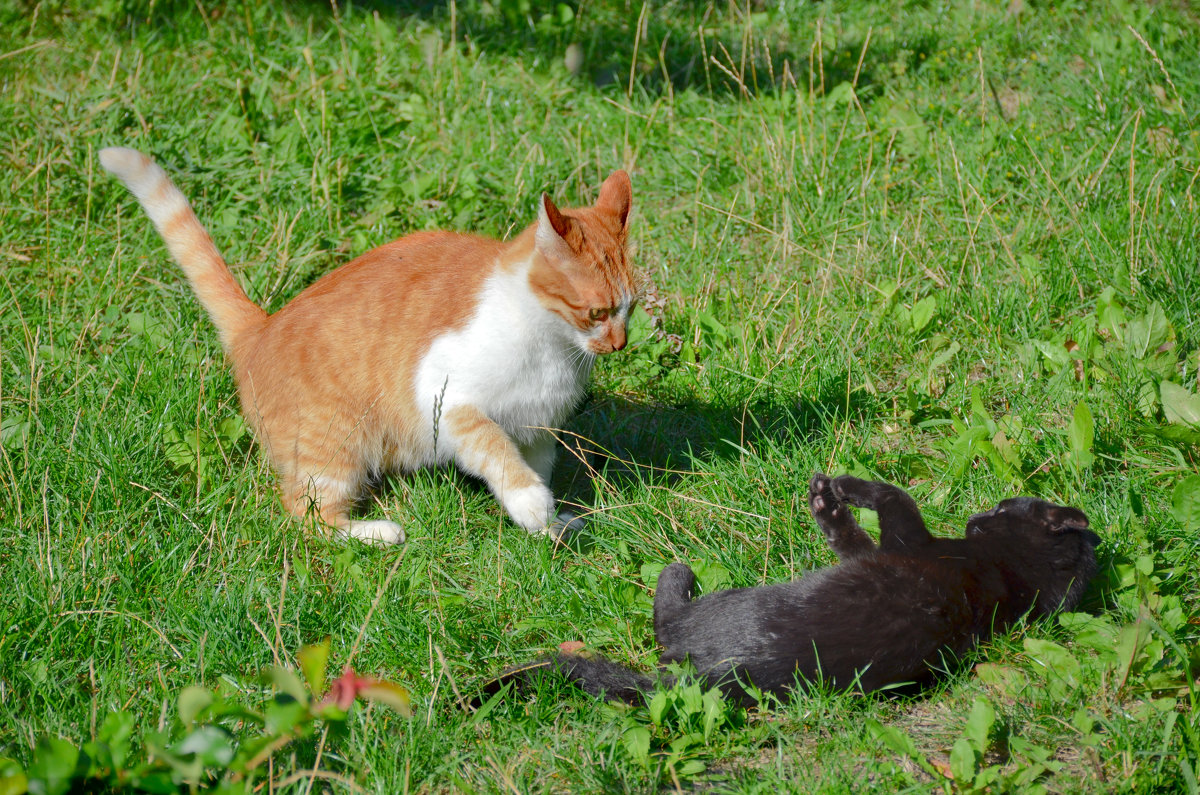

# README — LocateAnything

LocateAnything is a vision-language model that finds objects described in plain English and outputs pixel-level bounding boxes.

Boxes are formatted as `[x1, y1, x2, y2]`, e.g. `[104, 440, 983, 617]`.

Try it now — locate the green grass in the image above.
[2, 0, 1198, 790]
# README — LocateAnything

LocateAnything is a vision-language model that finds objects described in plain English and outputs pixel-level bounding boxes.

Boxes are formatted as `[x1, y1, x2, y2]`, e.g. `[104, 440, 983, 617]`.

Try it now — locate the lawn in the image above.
[1, 0, 1198, 791]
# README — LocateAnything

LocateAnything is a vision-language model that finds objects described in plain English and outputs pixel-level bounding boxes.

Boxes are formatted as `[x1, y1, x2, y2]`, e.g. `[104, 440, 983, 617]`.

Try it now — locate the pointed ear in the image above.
[536, 193, 576, 255]
[596, 170, 632, 231]
[1050, 506, 1089, 533]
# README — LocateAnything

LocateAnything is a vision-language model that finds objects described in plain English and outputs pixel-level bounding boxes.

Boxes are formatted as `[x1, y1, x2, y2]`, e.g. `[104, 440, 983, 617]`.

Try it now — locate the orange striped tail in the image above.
[99, 147, 266, 350]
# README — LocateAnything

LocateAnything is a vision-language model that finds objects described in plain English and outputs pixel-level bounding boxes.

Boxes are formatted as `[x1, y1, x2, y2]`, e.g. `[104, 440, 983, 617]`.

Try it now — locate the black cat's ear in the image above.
[1049, 506, 1089, 533]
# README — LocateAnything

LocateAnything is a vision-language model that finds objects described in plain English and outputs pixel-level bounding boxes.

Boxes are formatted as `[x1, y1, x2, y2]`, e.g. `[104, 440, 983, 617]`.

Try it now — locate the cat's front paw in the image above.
[503, 484, 557, 534]
[344, 519, 406, 545]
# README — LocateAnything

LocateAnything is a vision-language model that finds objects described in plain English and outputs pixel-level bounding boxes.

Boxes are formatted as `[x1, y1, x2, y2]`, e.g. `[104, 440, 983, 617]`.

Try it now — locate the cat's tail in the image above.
[470, 652, 668, 707]
[99, 147, 267, 351]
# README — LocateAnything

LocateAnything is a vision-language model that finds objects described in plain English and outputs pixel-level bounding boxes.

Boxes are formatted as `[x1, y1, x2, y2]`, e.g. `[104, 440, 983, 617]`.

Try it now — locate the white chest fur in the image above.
[414, 264, 593, 459]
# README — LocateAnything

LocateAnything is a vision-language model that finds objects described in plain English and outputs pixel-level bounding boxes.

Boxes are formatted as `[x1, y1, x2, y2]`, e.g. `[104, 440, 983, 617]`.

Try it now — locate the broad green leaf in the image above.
[969, 385, 995, 432]
[1171, 475, 1200, 530]
[1032, 339, 1070, 368]
[825, 81, 856, 108]
[911, 296, 937, 332]
[216, 415, 246, 444]
[264, 696, 309, 734]
[1115, 621, 1152, 683]
[1069, 401, 1094, 455]
[680, 682, 703, 715]
[929, 339, 961, 371]
[974, 662, 1028, 698]
[124, 311, 170, 348]
[701, 690, 723, 740]
[648, 690, 669, 726]
[1161, 382, 1200, 428]
[1094, 286, 1127, 340]
[178, 686, 213, 726]
[1059, 613, 1119, 660]
[641, 562, 668, 590]
[990, 429, 1021, 469]
[1136, 378, 1160, 418]
[693, 560, 732, 593]
[622, 726, 651, 763]
[867, 718, 918, 757]
[1150, 423, 1200, 444]
[1067, 401, 1095, 469]
[28, 738, 80, 795]
[1124, 303, 1173, 359]
[669, 732, 703, 755]
[625, 305, 656, 346]
[1023, 637, 1079, 676]
[174, 726, 235, 767]
[963, 697, 996, 754]
[0, 416, 31, 451]
[950, 737, 978, 783]
[0, 758, 28, 795]
[264, 666, 308, 703]
[97, 711, 135, 770]
[1023, 637, 1080, 699]
[298, 639, 331, 698]
[696, 310, 729, 346]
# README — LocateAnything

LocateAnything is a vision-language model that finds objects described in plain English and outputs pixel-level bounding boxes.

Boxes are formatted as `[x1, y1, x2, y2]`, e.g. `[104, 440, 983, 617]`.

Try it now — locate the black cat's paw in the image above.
[830, 474, 884, 509]
[811, 473, 877, 560]
[809, 472, 849, 530]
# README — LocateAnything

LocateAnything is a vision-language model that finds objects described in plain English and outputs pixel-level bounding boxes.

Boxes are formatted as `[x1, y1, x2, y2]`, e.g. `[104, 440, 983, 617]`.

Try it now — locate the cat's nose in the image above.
[609, 324, 627, 351]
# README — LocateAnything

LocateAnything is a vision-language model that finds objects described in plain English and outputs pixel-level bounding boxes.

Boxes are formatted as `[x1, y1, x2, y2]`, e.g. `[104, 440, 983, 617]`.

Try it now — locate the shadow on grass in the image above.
[92, 0, 941, 104]
[556, 376, 882, 502]
[346, 0, 944, 103]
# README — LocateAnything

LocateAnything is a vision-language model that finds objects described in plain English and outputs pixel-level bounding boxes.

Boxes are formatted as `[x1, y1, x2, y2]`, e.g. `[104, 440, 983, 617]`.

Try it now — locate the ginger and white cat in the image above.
[100, 147, 636, 544]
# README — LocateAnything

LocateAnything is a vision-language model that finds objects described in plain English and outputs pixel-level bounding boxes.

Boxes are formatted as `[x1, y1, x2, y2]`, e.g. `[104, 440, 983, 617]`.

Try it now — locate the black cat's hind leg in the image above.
[831, 475, 933, 552]
[809, 473, 876, 561]
[653, 562, 696, 648]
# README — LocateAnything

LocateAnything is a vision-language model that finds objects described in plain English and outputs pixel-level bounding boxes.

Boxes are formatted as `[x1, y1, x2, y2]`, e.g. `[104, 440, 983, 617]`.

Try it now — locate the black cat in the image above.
[478, 474, 1100, 706]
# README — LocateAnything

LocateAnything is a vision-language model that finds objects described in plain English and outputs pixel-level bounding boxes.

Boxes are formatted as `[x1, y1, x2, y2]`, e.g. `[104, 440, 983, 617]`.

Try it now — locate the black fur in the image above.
[477, 474, 1100, 707]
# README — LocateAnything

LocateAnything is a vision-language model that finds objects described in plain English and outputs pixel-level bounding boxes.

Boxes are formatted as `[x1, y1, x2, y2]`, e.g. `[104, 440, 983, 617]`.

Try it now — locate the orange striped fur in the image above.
[101, 147, 636, 544]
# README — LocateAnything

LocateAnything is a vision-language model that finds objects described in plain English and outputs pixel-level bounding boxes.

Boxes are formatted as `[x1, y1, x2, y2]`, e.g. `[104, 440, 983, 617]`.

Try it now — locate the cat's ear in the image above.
[1049, 506, 1089, 533]
[596, 170, 632, 232]
[536, 193, 578, 256]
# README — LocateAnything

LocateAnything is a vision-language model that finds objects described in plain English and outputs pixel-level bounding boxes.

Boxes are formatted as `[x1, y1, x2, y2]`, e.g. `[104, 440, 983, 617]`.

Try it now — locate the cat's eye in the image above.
[589, 308, 610, 322]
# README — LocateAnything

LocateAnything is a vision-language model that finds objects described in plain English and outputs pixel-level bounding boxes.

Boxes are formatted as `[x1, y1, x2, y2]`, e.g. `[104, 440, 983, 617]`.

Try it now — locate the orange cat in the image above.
[100, 147, 635, 544]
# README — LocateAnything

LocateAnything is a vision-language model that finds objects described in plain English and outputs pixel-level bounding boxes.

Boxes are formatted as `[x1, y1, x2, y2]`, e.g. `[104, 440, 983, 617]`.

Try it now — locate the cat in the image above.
[99, 147, 636, 544]
[477, 473, 1100, 706]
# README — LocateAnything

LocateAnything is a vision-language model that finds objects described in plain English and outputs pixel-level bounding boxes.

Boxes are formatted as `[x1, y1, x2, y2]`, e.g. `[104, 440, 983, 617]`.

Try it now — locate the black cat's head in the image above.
[965, 497, 1101, 615]
[966, 498, 1094, 541]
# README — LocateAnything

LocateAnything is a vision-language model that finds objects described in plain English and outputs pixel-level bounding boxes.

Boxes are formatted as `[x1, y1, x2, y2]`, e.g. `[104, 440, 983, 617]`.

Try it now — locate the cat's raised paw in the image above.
[344, 519, 406, 545]
[808, 472, 845, 521]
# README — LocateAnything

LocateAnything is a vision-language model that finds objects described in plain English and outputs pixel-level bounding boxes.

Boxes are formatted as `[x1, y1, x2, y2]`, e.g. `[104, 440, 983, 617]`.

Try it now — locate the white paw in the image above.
[344, 519, 406, 545]
[503, 484, 556, 533]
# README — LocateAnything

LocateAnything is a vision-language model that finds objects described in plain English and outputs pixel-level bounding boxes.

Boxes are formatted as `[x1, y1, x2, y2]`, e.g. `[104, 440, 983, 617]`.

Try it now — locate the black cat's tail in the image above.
[469, 652, 667, 708]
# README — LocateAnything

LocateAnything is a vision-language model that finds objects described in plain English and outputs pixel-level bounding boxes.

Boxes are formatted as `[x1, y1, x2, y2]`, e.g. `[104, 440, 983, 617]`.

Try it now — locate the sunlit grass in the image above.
[1, 0, 1197, 790]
